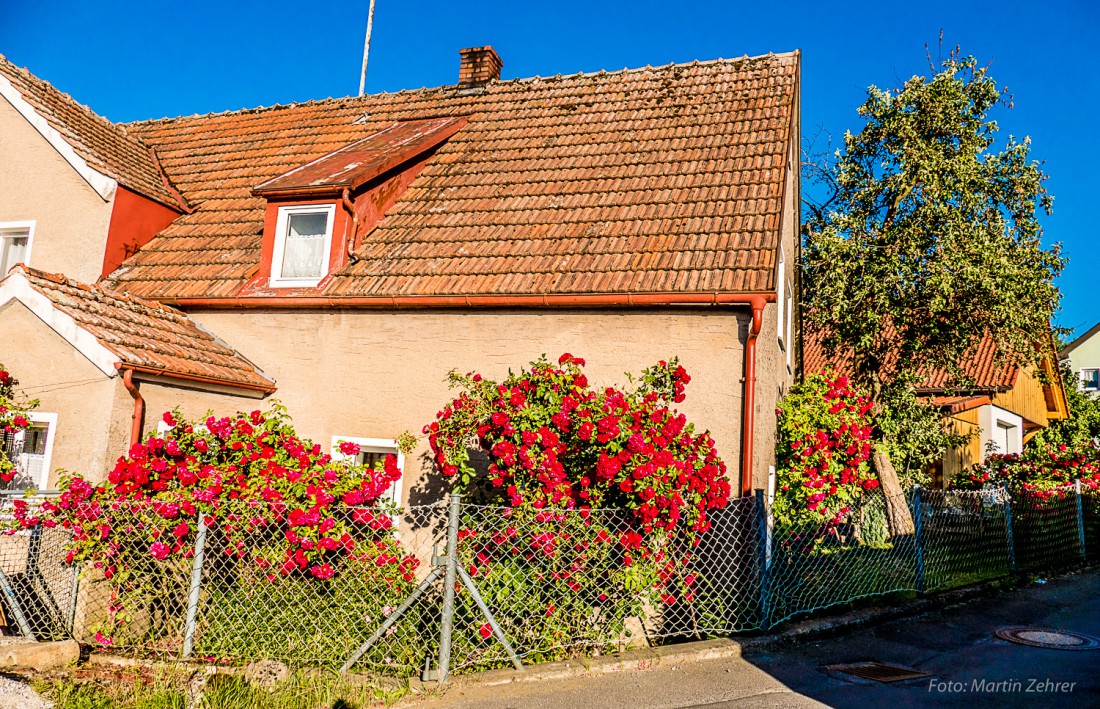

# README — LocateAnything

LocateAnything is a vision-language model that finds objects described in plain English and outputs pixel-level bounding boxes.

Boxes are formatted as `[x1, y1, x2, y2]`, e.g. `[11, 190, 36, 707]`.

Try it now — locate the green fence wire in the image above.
[0, 483, 1095, 680]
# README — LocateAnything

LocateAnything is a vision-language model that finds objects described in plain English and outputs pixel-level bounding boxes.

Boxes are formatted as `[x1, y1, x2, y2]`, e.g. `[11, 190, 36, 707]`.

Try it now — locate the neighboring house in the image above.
[805, 329, 1070, 486]
[0, 47, 802, 500]
[1061, 322, 1100, 397]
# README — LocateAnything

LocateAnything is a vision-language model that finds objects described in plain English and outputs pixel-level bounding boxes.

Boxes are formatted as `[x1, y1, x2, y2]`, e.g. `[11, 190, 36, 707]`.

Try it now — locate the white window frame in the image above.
[0, 220, 35, 274]
[10, 412, 57, 490]
[269, 204, 336, 288]
[1081, 368, 1100, 392]
[330, 436, 405, 509]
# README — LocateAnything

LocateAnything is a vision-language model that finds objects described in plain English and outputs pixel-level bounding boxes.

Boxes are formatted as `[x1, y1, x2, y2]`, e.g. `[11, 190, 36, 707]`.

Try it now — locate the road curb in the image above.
[427, 576, 1023, 692]
[426, 637, 743, 691]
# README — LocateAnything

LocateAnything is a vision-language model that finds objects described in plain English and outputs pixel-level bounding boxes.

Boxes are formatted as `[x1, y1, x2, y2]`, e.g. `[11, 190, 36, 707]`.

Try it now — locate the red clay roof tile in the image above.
[109, 53, 799, 301]
[803, 324, 1018, 392]
[10, 266, 274, 392]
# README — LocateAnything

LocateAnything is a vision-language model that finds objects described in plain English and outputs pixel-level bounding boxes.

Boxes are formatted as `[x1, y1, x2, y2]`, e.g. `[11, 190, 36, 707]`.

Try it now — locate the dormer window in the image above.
[270, 204, 335, 288]
[249, 116, 467, 293]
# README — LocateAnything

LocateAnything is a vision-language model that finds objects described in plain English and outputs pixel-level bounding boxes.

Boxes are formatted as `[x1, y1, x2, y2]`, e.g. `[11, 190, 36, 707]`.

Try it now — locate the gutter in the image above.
[341, 188, 360, 262]
[741, 297, 766, 496]
[120, 364, 277, 395]
[119, 367, 144, 449]
[166, 291, 776, 310]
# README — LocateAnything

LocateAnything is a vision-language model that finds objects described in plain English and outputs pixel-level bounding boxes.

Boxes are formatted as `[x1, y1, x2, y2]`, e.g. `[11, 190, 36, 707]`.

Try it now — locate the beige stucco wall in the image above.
[0, 97, 114, 283]
[137, 379, 265, 433]
[0, 300, 120, 485]
[185, 308, 783, 501]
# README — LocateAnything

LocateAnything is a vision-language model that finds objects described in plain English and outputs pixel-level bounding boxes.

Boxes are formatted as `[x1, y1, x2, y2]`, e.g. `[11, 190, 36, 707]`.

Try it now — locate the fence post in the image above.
[1075, 479, 1087, 563]
[435, 493, 462, 683]
[181, 513, 208, 659]
[755, 489, 770, 631]
[912, 486, 925, 594]
[1002, 481, 1017, 579]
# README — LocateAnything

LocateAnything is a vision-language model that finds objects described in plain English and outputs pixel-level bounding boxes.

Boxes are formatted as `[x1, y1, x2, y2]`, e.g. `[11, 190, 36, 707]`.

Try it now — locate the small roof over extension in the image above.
[0, 266, 275, 393]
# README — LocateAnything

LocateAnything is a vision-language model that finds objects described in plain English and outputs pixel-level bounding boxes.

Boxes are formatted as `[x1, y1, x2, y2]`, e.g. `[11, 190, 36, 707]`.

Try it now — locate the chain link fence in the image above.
[0, 483, 1096, 680]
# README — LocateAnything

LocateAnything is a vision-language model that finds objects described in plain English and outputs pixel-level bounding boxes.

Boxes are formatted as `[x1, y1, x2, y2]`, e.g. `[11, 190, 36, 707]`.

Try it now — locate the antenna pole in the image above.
[358, 0, 377, 97]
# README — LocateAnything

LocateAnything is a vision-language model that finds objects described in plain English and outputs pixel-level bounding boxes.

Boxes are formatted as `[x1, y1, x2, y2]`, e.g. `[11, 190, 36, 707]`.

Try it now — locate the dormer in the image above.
[248, 116, 467, 292]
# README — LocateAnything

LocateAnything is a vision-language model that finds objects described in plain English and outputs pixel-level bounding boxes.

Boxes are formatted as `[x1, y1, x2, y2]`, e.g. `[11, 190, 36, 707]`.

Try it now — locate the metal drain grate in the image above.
[994, 627, 1100, 651]
[826, 661, 931, 683]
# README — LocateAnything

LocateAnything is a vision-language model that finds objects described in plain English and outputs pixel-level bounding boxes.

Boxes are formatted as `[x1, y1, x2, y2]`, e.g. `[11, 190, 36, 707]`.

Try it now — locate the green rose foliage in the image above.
[774, 370, 879, 531]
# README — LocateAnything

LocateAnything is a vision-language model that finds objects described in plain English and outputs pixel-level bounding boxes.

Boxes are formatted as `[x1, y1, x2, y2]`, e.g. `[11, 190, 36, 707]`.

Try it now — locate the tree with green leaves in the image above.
[803, 52, 1064, 536]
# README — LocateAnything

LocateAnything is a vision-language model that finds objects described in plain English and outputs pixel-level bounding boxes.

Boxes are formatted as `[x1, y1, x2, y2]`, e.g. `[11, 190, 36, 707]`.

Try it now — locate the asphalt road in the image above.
[411, 568, 1100, 708]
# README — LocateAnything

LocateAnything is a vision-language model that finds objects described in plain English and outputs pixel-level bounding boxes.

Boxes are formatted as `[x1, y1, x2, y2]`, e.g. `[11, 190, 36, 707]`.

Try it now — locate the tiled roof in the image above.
[112, 52, 799, 300]
[0, 54, 181, 208]
[12, 266, 274, 392]
[804, 325, 1018, 392]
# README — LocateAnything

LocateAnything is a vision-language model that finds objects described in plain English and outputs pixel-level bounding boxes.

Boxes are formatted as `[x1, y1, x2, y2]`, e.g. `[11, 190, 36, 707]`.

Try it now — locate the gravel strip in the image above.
[0, 675, 51, 709]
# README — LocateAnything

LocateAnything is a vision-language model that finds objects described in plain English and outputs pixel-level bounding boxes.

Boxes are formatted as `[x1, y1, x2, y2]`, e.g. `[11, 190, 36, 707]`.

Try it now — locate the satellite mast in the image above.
[358, 0, 377, 97]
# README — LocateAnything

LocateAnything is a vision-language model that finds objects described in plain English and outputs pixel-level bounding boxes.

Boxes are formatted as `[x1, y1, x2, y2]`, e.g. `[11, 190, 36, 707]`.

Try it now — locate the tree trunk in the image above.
[872, 446, 914, 538]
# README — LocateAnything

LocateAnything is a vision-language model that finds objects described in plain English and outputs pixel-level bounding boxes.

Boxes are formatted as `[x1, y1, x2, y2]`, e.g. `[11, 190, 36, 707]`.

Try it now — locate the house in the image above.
[1061, 322, 1100, 397]
[0, 46, 802, 501]
[805, 328, 1070, 486]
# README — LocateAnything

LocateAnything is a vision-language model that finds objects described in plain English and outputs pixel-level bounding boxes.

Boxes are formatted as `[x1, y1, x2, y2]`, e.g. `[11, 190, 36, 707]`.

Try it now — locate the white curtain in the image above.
[280, 213, 328, 279]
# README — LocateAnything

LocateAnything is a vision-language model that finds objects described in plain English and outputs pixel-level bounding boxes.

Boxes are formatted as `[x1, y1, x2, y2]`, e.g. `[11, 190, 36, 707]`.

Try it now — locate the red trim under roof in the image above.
[252, 116, 467, 198]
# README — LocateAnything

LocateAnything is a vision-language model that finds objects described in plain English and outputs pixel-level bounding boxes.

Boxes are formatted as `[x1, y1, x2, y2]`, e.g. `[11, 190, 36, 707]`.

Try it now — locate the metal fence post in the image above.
[436, 493, 462, 683]
[1075, 479, 1087, 562]
[67, 563, 80, 635]
[181, 513, 208, 659]
[755, 489, 770, 631]
[1002, 481, 1017, 579]
[912, 486, 925, 594]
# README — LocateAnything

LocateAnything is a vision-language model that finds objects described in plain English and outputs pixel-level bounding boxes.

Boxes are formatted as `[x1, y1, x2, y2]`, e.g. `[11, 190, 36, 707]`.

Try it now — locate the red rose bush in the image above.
[774, 370, 878, 535]
[0, 365, 38, 484]
[4, 404, 420, 660]
[424, 354, 731, 656]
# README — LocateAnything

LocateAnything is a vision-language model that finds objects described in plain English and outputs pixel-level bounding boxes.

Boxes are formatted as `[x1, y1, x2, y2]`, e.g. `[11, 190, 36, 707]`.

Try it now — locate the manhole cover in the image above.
[825, 661, 931, 683]
[994, 627, 1100, 650]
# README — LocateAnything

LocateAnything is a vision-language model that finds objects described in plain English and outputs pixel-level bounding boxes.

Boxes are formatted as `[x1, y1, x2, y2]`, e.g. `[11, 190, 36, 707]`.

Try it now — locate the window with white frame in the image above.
[1082, 368, 1100, 392]
[330, 436, 404, 508]
[0, 412, 57, 491]
[269, 205, 335, 288]
[0, 221, 34, 275]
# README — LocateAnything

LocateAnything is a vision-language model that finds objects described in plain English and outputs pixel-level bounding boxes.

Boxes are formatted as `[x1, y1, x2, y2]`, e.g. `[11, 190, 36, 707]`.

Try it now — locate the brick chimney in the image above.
[458, 46, 503, 87]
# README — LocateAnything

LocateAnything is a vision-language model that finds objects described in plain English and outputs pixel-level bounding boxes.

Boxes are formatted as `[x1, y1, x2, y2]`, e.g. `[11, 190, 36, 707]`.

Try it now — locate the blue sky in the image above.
[1, 1, 1095, 336]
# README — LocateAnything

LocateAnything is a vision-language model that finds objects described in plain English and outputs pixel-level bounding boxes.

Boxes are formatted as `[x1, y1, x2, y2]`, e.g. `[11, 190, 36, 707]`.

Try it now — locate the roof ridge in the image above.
[0, 53, 155, 154]
[15, 264, 187, 318]
[126, 50, 799, 128]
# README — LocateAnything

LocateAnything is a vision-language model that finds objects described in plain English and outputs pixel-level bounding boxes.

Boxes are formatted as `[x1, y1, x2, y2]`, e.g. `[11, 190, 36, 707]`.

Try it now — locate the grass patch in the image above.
[30, 666, 407, 709]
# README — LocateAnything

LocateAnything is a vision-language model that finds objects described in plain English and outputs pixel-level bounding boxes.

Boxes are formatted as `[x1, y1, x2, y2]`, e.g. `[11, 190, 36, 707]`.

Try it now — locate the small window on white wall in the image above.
[0, 221, 34, 275]
[1082, 369, 1100, 392]
[270, 205, 335, 288]
[331, 436, 404, 508]
[0, 412, 56, 491]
